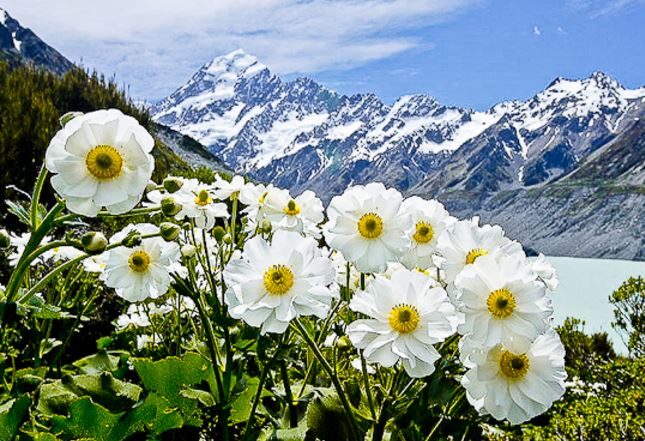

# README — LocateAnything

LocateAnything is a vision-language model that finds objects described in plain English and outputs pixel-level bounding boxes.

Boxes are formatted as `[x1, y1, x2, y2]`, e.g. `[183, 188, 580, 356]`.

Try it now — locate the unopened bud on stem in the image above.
[160, 222, 181, 241]
[161, 197, 182, 217]
[81, 232, 108, 254]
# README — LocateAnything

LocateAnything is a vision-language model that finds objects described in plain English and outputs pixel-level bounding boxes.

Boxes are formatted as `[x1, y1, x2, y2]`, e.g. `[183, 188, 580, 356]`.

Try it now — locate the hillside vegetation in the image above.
[0, 61, 186, 226]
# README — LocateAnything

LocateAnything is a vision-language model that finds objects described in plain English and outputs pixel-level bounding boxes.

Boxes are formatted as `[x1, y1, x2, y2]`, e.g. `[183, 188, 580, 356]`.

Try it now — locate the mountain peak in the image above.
[0, 7, 74, 75]
[201, 48, 266, 80]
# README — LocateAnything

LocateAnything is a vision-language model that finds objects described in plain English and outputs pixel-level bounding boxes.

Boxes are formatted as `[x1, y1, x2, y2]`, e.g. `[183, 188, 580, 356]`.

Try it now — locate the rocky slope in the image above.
[153, 50, 645, 199]
[0, 7, 74, 75]
[153, 49, 645, 260]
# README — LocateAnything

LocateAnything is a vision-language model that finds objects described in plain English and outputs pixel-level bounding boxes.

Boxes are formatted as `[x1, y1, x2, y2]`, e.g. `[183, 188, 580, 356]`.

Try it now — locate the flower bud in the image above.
[181, 222, 192, 230]
[0, 229, 10, 249]
[337, 336, 352, 349]
[222, 234, 232, 244]
[163, 177, 184, 193]
[122, 230, 142, 248]
[260, 219, 272, 234]
[161, 197, 182, 217]
[59, 111, 83, 128]
[212, 226, 226, 242]
[160, 222, 181, 241]
[181, 244, 196, 258]
[81, 232, 108, 254]
[145, 181, 158, 193]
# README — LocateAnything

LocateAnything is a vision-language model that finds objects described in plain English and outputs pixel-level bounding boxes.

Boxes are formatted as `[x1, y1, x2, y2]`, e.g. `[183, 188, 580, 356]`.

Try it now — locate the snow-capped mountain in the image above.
[153, 50, 645, 201]
[0, 7, 73, 75]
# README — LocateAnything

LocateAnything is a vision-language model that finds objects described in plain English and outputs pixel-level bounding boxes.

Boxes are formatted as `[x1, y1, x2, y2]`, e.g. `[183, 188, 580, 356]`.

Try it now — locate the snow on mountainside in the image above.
[153, 50, 645, 200]
[0, 7, 74, 75]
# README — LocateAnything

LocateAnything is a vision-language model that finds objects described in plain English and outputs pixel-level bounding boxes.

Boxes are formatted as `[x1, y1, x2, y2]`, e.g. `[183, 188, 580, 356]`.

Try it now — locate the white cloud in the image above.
[533, 25, 542, 36]
[1, 0, 479, 100]
[566, 0, 644, 17]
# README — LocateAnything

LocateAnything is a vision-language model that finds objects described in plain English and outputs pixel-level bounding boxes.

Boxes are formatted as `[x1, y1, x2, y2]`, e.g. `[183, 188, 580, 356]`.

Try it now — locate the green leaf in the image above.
[51, 397, 120, 440]
[73, 350, 119, 374]
[229, 376, 260, 426]
[37, 372, 142, 415]
[180, 387, 216, 407]
[6, 200, 31, 226]
[133, 352, 216, 426]
[0, 396, 31, 440]
[37, 381, 79, 415]
[106, 393, 184, 440]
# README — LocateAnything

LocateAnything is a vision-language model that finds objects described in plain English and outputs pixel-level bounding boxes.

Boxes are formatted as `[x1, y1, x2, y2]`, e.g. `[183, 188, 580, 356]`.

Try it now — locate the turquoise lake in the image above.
[547, 256, 645, 354]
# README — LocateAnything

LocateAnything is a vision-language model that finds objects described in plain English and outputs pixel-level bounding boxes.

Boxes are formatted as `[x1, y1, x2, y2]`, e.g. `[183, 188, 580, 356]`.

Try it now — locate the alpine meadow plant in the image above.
[0, 109, 568, 440]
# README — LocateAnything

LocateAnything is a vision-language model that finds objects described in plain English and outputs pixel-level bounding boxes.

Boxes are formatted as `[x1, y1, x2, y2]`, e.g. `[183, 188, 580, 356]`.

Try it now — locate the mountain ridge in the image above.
[152, 49, 645, 260]
[152, 49, 645, 201]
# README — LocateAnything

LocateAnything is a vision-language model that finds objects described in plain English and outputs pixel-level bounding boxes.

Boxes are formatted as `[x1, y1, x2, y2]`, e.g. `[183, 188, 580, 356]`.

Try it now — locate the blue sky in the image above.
[3, 0, 644, 110]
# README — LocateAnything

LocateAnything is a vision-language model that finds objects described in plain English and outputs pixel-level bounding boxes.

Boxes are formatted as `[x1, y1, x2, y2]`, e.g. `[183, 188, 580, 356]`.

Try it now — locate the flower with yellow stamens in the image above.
[325, 183, 411, 273]
[461, 330, 566, 425]
[454, 253, 552, 348]
[261, 188, 324, 238]
[224, 230, 337, 334]
[45, 109, 155, 217]
[400, 197, 455, 270]
[436, 218, 525, 283]
[101, 223, 181, 302]
[347, 268, 457, 378]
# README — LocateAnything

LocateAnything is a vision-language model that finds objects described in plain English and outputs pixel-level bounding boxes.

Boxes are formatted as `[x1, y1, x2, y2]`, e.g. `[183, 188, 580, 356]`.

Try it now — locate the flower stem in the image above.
[4, 201, 65, 304]
[292, 318, 362, 441]
[361, 351, 377, 421]
[30, 165, 48, 229]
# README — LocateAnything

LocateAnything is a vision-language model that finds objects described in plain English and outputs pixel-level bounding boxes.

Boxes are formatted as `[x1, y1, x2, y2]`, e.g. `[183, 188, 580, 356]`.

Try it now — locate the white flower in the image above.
[101, 224, 181, 302]
[325, 183, 411, 273]
[8, 233, 50, 267]
[531, 253, 559, 292]
[454, 254, 552, 348]
[45, 109, 155, 216]
[136, 334, 162, 350]
[174, 179, 229, 229]
[436, 218, 525, 283]
[82, 254, 108, 273]
[461, 329, 566, 424]
[330, 251, 366, 290]
[350, 358, 376, 374]
[262, 188, 324, 238]
[347, 269, 458, 378]
[213, 175, 246, 200]
[239, 182, 274, 232]
[224, 230, 337, 334]
[42, 245, 84, 262]
[399, 197, 455, 270]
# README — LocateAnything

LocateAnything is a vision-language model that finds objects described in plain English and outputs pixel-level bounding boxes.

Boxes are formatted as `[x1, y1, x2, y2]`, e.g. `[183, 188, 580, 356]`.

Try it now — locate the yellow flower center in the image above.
[284, 199, 301, 216]
[412, 221, 434, 244]
[85, 145, 123, 180]
[357, 213, 383, 239]
[465, 248, 488, 264]
[128, 250, 151, 273]
[388, 304, 420, 334]
[487, 288, 516, 319]
[259, 192, 268, 204]
[499, 350, 530, 380]
[263, 265, 295, 296]
[194, 189, 213, 206]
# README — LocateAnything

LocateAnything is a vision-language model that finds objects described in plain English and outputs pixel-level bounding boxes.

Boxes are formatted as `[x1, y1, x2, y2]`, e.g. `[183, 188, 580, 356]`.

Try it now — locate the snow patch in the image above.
[419, 111, 502, 154]
[253, 112, 329, 168]
[327, 121, 363, 140]
[11, 32, 21, 51]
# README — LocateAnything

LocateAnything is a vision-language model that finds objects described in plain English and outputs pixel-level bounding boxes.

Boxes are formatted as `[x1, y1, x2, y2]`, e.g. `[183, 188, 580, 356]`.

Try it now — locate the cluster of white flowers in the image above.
[30, 109, 567, 427]
[321, 183, 565, 423]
